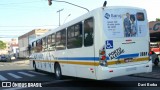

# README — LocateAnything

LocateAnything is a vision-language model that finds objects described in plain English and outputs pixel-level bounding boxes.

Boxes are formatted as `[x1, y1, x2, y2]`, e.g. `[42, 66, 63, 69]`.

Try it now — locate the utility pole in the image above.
[57, 9, 64, 26]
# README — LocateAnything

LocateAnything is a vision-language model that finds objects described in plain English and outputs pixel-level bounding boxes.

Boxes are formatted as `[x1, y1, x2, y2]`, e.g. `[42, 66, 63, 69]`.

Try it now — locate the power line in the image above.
[0, 34, 21, 35]
[0, 30, 29, 31]
[0, 1, 42, 5]
[0, 29, 29, 31]
[0, 25, 58, 27]
[0, 35, 19, 38]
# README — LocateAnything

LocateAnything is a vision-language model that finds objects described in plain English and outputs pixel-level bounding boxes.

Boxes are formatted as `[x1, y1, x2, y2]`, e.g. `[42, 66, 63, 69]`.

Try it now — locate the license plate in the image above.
[126, 67, 137, 71]
[124, 58, 133, 63]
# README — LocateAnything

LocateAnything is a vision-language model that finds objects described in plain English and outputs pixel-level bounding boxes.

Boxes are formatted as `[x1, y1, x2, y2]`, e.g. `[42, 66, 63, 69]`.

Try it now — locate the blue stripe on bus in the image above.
[106, 57, 110, 60]
[116, 53, 139, 59]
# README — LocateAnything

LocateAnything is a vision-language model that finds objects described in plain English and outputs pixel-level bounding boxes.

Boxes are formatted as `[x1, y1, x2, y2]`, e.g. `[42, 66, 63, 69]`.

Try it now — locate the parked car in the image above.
[150, 51, 159, 66]
[0, 54, 11, 62]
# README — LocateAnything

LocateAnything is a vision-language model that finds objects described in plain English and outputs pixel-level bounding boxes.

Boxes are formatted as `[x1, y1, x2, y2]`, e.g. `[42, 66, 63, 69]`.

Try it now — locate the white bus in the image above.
[29, 6, 152, 80]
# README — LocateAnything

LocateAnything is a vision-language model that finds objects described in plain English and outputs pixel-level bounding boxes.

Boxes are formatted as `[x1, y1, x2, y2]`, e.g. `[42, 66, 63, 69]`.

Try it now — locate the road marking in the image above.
[28, 71, 47, 75]
[18, 72, 35, 77]
[0, 75, 8, 81]
[7, 73, 22, 79]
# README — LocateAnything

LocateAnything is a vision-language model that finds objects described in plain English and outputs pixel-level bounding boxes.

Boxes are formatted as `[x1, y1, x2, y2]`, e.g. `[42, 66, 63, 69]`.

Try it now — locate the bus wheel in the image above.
[33, 61, 38, 72]
[154, 58, 159, 66]
[54, 63, 62, 80]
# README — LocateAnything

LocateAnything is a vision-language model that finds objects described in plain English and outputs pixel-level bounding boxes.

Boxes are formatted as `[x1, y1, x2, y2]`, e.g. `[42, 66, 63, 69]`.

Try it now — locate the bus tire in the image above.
[154, 58, 159, 66]
[33, 61, 38, 72]
[54, 63, 62, 80]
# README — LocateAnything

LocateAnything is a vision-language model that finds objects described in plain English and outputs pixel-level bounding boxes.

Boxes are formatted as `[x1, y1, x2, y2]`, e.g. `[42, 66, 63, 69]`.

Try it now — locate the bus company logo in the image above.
[2, 82, 11, 87]
[108, 47, 125, 60]
[105, 13, 122, 19]
[104, 13, 110, 19]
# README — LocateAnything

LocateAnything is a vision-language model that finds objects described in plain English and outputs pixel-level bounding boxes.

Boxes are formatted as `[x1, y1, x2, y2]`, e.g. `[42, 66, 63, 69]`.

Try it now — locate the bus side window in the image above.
[61, 29, 66, 50]
[28, 44, 31, 55]
[67, 22, 82, 49]
[36, 39, 42, 52]
[67, 26, 74, 49]
[42, 37, 47, 51]
[47, 35, 52, 51]
[32, 41, 36, 53]
[56, 29, 66, 50]
[84, 17, 94, 47]
[74, 22, 82, 47]
[51, 33, 56, 51]
[31, 42, 34, 53]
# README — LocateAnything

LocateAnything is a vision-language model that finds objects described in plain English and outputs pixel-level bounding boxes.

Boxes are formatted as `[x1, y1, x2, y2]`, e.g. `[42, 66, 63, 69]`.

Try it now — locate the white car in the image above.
[150, 51, 159, 66]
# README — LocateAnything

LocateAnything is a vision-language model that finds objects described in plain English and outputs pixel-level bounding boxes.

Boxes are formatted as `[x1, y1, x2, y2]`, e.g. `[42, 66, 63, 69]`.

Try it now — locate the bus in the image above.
[29, 6, 152, 80]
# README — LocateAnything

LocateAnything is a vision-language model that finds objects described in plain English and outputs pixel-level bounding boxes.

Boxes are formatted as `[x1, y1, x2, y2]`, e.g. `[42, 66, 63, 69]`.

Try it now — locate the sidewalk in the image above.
[11, 59, 30, 65]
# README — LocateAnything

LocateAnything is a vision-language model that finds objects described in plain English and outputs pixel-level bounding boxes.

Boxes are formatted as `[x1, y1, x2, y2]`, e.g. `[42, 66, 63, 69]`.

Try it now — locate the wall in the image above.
[18, 29, 49, 58]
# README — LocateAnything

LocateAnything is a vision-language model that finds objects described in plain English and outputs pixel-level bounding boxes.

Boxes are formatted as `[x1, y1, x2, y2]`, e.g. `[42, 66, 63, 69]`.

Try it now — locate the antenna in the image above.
[103, 1, 107, 7]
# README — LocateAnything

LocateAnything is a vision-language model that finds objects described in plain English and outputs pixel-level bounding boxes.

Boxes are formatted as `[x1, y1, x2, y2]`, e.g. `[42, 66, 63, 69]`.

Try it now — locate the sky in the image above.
[0, 0, 160, 41]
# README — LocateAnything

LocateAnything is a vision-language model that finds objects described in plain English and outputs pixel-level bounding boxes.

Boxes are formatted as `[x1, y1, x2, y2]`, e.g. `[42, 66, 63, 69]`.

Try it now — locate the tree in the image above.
[0, 40, 6, 50]
[156, 18, 160, 21]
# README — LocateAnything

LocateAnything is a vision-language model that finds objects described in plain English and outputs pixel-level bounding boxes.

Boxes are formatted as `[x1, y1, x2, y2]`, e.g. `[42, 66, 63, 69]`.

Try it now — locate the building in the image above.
[18, 29, 49, 58]
[0, 40, 10, 55]
[9, 38, 19, 58]
[0, 38, 18, 56]
[149, 21, 160, 42]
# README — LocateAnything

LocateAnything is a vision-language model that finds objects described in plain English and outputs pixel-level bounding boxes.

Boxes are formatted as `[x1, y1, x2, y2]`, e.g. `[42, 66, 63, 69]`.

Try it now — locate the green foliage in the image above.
[0, 40, 6, 50]
[156, 18, 160, 21]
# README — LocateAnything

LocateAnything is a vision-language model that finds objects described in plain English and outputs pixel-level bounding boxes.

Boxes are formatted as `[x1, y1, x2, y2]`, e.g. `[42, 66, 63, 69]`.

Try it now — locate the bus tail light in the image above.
[99, 47, 107, 66]
[109, 70, 113, 72]
[101, 56, 106, 60]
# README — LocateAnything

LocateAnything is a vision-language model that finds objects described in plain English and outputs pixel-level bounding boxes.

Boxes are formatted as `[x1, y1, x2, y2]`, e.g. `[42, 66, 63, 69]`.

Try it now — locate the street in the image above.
[0, 59, 160, 90]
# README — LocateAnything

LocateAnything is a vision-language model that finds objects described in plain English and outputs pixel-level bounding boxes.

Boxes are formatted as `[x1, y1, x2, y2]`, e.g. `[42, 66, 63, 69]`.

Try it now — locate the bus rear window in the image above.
[136, 12, 144, 21]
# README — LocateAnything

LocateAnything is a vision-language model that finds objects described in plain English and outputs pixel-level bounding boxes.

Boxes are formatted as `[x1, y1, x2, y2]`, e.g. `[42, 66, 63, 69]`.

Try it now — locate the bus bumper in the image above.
[96, 61, 152, 80]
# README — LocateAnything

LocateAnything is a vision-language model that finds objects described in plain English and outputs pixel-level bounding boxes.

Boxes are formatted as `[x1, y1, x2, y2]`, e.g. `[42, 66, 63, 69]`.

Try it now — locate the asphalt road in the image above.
[0, 59, 160, 90]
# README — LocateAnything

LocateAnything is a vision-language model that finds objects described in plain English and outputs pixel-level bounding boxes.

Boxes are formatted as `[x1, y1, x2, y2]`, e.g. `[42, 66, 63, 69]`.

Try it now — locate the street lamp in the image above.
[63, 14, 71, 24]
[48, 0, 89, 12]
